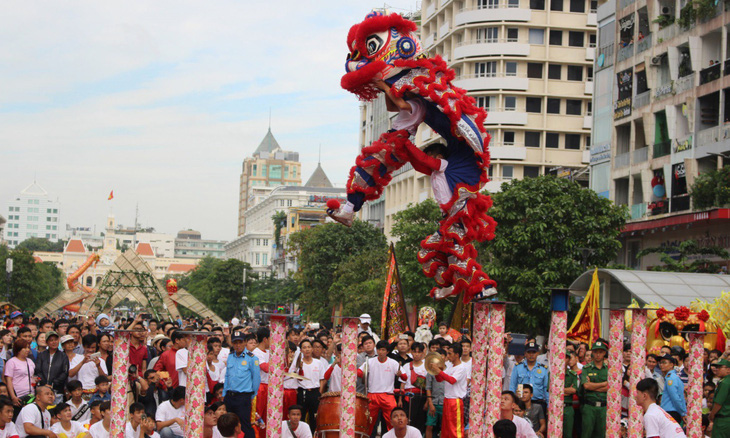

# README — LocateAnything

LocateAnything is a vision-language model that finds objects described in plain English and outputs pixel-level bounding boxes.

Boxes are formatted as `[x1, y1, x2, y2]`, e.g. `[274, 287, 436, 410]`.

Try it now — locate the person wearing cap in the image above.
[359, 314, 381, 343]
[223, 330, 260, 438]
[563, 350, 578, 438]
[34, 330, 68, 403]
[8, 311, 24, 329]
[709, 358, 730, 437]
[580, 339, 609, 438]
[658, 354, 686, 422]
[509, 342, 549, 412]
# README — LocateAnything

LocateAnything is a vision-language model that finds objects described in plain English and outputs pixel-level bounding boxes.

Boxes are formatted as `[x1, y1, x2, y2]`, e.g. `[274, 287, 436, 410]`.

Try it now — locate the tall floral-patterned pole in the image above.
[266, 315, 287, 437]
[607, 310, 624, 437]
[485, 303, 506, 437]
[468, 302, 490, 436]
[686, 333, 705, 438]
[109, 331, 133, 438]
[628, 310, 647, 438]
[547, 289, 569, 437]
[183, 333, 211, 437]
[339, 318, 360, 437]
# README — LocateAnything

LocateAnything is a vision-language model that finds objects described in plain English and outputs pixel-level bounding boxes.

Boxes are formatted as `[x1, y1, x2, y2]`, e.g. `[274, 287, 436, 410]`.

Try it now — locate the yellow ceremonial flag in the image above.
[567, 268, 602, 347]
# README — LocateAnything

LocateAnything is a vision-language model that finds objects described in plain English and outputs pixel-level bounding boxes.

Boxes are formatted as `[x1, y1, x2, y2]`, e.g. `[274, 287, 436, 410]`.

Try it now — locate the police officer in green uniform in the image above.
[564, 350, 579, 438]
[580, 339, 608, 438]
[710, 358, 730, 437]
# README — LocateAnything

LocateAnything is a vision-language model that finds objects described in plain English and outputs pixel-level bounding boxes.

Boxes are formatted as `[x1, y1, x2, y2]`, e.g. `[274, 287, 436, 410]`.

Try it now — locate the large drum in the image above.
[315, 391, 371, 437]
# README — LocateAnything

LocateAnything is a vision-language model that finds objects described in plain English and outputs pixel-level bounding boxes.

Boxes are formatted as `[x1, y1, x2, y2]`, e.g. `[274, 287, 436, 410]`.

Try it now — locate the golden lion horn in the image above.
[424, 352, 446, 376]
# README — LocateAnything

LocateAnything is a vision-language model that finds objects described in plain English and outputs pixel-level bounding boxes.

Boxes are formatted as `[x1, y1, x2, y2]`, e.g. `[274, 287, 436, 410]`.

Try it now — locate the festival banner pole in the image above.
[607, 310, 624, 437]
[468, 301, 490, 436]
[547, 289, 569, 437]
[181, 332, 212, 436]
[628, 310, 647, 438]
[485, 303, 506, 437]
[339, 317, 360, 437]
[266, 315, 287, 437]
[687, 333, 706, 438]
[109, 330, 133, 438]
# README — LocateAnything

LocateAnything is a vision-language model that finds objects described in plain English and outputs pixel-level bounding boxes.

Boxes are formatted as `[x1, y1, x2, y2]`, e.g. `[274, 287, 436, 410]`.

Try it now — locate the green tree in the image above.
[16, 237, 65, 252]
[0, 246, 64, 313]
[328, 250, 388, 331]
[249, 275, 303, 311]
[690, 165, 730, 209]
[272, 211, 287, 248]
[288, 220, 387, 322]
[636, 239, 729, 273]
[481, 176, 628, 334]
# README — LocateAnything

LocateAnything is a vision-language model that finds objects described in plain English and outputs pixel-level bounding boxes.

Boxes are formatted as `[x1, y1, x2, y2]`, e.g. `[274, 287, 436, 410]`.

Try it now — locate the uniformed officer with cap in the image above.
[223, 329, 261, 438]
[510, 341, 549, 412]
[564, 350, 579, 438]
[710, 358, 730, 437]
[658, 353, 686, 422]
[581, 339, 609, 438]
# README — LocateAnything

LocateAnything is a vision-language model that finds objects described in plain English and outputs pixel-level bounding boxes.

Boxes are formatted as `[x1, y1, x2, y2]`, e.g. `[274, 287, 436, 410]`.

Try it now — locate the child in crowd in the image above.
[0, 397, 19, 438]
[67, 380, 91, 424]
[0, 383, 8, 398]
[425, 348, 446, 438]
[88, 401, 111, 438]
[51, 402, 88, 438]
[217, 413, 242, 438]
[433, 322, 453, 343]
[703, 381, 716, 414]
[89, 375, 111, 405]
[87, 400, 103, 428]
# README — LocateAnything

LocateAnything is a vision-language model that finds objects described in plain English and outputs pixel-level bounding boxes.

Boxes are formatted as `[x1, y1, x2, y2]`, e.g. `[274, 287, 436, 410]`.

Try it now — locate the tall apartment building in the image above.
[237, 128, 302, 235]
[591, 0, 730, 269]
[382, 0, 597, 237]
[358, 95, 393, 230]
[4, 182, 61, 248]
[174, 229, 226, 259]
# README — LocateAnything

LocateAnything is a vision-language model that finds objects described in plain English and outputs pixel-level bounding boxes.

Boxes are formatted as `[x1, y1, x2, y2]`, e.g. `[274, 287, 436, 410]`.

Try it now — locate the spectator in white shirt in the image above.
[216, 413, 242, 438]
[50, 402, 88, 438]
[0, 397, 19, 438]
[499, 391, 537, 438]
[281, 405, 313, 438]
[16, 385, 54, 438]
[635, 378, 687, 438]
[383, 407, 422, 438]
[88, 401, 111, 438]
[174, 336, 190, 388]
[125, 403, 146, 438]
[155, 387, 186, 438]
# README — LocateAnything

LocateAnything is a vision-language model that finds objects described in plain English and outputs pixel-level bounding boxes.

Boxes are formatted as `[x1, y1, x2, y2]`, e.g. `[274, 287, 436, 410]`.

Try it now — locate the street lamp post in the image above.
[241, 267, 248, 320]
[5, 258, 12, 303]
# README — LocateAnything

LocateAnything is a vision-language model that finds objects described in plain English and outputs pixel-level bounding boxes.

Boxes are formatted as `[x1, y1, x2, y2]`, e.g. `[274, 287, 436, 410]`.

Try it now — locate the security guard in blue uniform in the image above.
[223, 331, 261, 438]
[509, 341, 549, 412]
[658, 353, 686, 422]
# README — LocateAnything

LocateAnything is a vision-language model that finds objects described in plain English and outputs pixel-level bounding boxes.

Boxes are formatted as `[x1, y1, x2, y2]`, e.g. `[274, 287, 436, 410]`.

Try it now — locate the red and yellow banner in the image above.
[381, 243, 411, 342]
[567, 268, 602, 347]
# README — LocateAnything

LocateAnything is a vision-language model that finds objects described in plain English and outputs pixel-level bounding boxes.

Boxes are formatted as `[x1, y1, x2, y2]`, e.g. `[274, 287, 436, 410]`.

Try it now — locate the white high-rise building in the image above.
[4, 182, 61, 248]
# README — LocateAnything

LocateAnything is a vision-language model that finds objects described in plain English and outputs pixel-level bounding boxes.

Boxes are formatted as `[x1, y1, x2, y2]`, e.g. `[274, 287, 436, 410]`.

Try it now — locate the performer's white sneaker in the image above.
[433, 285, 455, 299]
[326, 207, 355, 227]
[473, 287, 498, 301]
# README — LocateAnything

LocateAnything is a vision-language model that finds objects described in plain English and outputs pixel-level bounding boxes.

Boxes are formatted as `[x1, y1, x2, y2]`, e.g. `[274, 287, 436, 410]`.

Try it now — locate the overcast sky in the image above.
[0, 1, 419, 241]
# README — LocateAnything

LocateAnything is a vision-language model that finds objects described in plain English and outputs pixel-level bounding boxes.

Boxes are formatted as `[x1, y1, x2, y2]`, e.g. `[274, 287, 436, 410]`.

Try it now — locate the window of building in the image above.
[263, 254, 268, 266]
[263, 239, 269, 246]
[47, 209, 52, 213]
[526, 97, 542, 113]
[524, 166, 540, 178]
[549, 30, 563, 46]
[261, 165, 267, 177]
[589, 34, 597, 48]
[527, 63, 543, 78]
[256, 253, 260, 265]
[476, 27, 499, 43]
[590, 0, 598, 11]
[503, 131, 516, 145]
[508, 0, 520, 7]
[565, 133, 582, 149]
[502, 165, 514, 180]
[570, 0, 585, 12]
[551, 0, 563, 11]
[586, 101, 593, 115]
[287, 199, 292, 206]
[270, 165, 282, 179]
[567, 65, 583, 81]
[530, 0, 545, 9]
[252, 164, 257, 176]
[284, 166, 289, 178]
[568, 31, 584, 47]
[587, 67, 594, 81]
[528, 29, 545, 44]
[548, 64, 561, 79]
[546, 132, 560, 148]
[566, 99, 582, 115]
[475, 61, 497, 77]
[547, 98, 561, 114]
[505, 62, 517, 76]
[293, 167, 297, 178]
[504, 96, 517, 111]
[477, 96, 494, 110]
[507, 28, 519, 42]
[478, 0, 498, 7]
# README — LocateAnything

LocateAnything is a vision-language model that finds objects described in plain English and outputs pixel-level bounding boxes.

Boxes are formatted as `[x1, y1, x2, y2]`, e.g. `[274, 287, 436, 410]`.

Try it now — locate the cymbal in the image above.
[284, 372, 308, 381]
[424, 352, 446, 375]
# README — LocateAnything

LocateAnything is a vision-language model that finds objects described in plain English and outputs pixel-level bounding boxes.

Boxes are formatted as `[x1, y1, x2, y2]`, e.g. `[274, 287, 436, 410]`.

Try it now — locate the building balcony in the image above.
[636, 34, 652, 54]
[483, 109, 528, 125]
[585, 80, 594, 95]
[454, 40, 530, 58]
[699, 63, 722, 85]
[617, 44, 634, 62]
[675, 72, 695, 94]
[634, 90, 651, 109]
[653, 141, 671, 158]
[583, 115, 593, 129]
[586, 47, 596, 61]
[489, 145, 527, 160]
[615, 151, 631, 168]
[697, 125, 721, 147]
[633, 147, 649, 163]
[654, 81, 674, 100]
[587, 12, 598, 26]
[619, 0, 635, 8]
[425, 33, 435, 48]
[631, 202, 648, 220]
[454, 7, 531, 25]
[453, 74, 529, 91]
[426, 2, 436, 18]
[582, 149, 591, 163]
[656, 24, 678, 43]
[439, 22, 450, 39]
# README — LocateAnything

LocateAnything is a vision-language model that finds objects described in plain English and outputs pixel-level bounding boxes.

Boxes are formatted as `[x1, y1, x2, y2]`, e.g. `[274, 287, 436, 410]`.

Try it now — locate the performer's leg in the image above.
[441, 398, 464, 438]
[367, 394, 381, 436]
[381, 393, 397, 430]
[256, 383, 268, 427]
[283, 388, 297, 420]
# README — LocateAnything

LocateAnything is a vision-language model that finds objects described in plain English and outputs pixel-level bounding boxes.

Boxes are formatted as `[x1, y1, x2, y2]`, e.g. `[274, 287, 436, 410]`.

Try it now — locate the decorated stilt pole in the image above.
[339, 317, 360, 437]
[485, 303, 506, 436]
[109, 331, 133, 438]
[606, 310, 624, 437]
[686, 333, 705, 438]
[547, 289, 569, 437]
[628, 310, 647, 438]
[184, 333, 210, 436]
[468, 302, 490, 436]
[266, 315, 287, 437]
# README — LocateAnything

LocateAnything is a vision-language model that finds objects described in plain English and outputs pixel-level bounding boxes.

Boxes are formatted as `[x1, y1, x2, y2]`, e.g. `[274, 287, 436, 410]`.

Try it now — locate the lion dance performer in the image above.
[326, 11, 497, 302]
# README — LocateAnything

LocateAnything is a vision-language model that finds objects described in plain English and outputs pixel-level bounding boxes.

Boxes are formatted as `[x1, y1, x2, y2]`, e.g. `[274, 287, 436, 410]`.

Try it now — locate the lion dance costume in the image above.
[327, 11, 497, 302]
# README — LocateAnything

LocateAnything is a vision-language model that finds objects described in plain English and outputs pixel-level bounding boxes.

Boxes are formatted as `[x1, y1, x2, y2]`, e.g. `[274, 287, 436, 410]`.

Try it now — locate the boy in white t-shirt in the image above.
[50, 403, 88, 438]
[281, 405, 313, 438]
[383, 407, 423, 438]
[125, 403, 145, 438]
[155, 387, 185, 438]
[88, 401, 111, 438]
[635, 378, 687, 438]
[357, 341, 408, 434]
[0, 397, 19, 438]
[324, 344, 343, 393]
